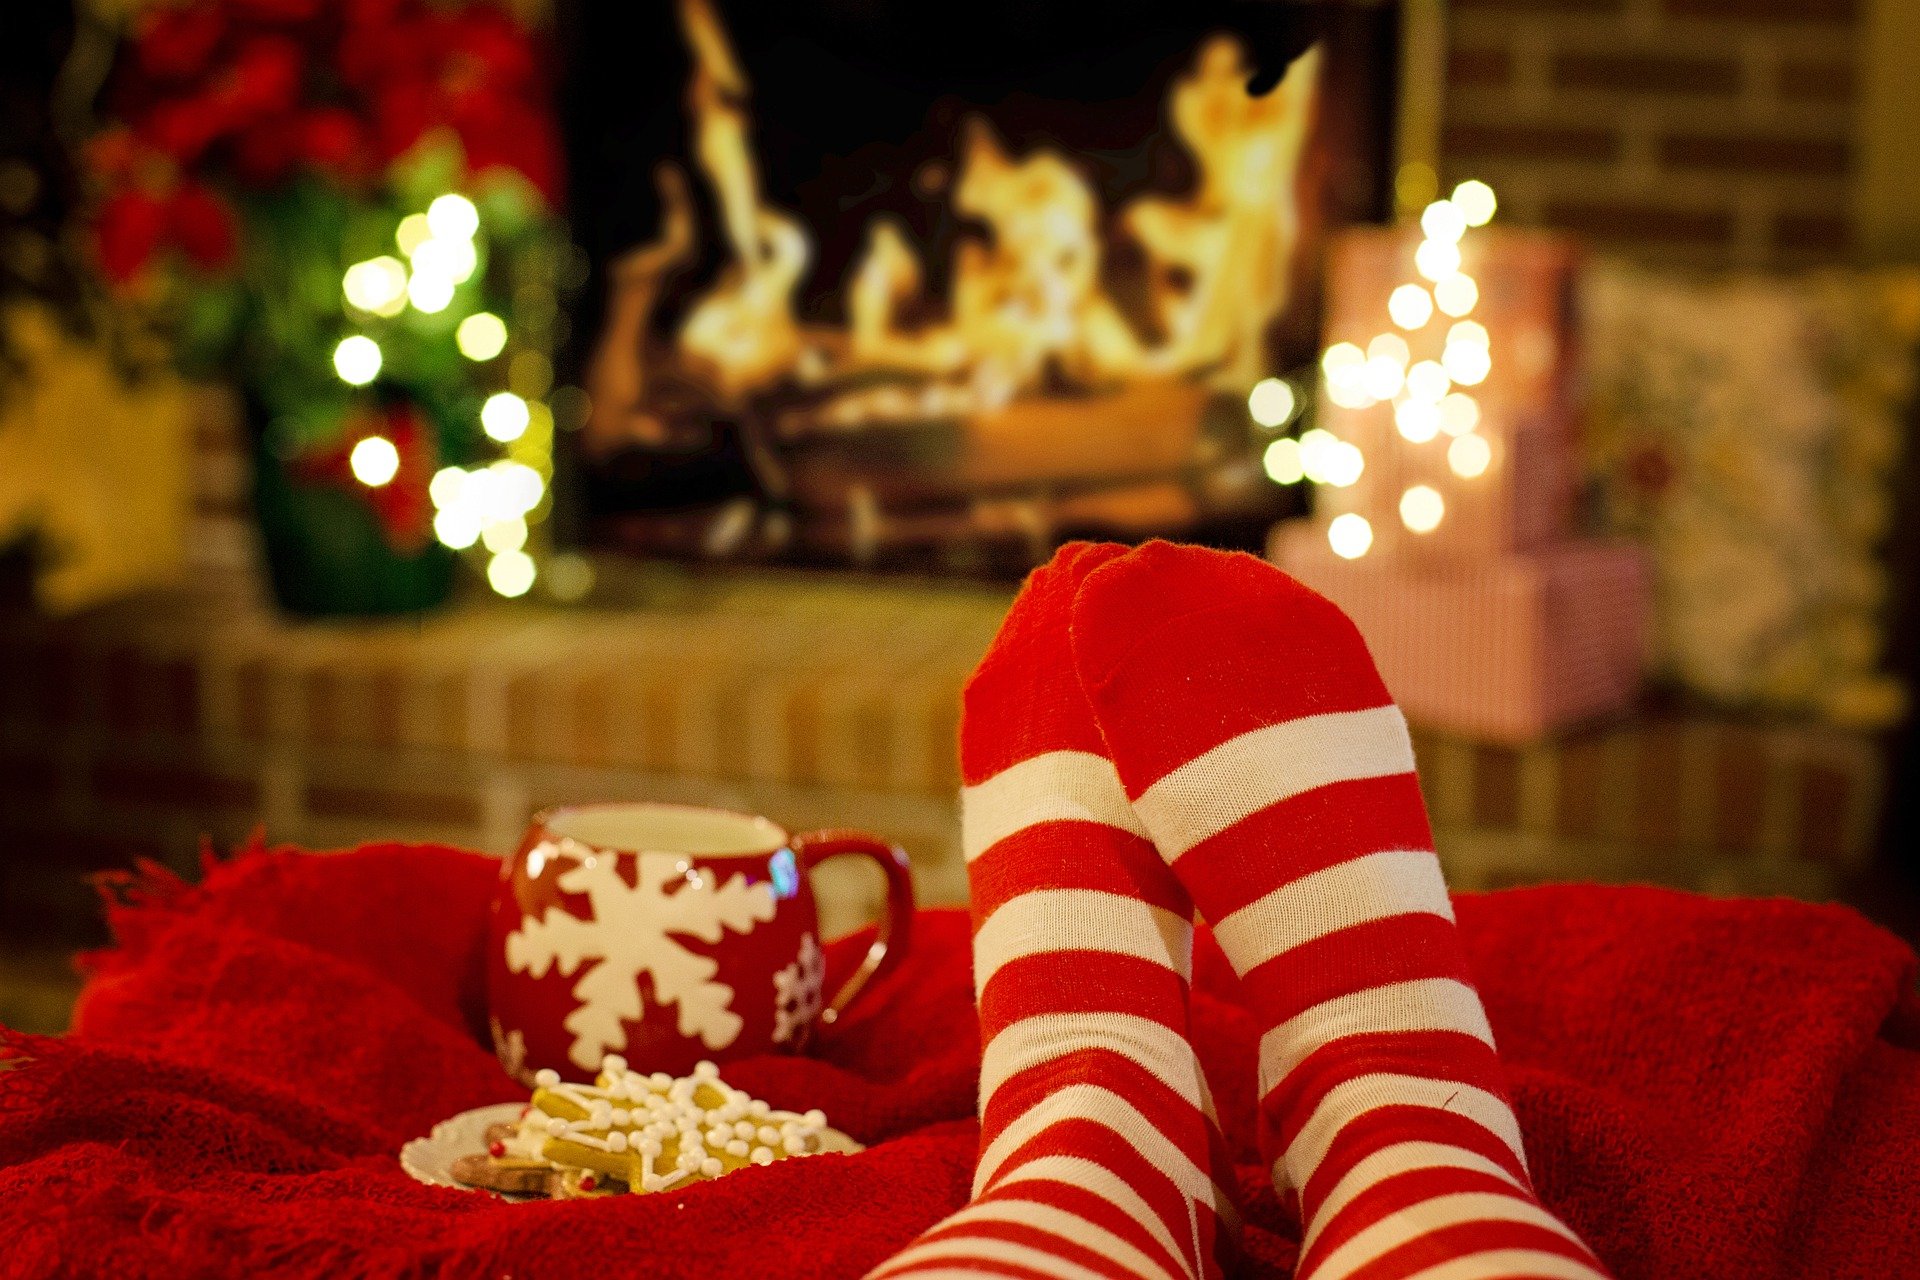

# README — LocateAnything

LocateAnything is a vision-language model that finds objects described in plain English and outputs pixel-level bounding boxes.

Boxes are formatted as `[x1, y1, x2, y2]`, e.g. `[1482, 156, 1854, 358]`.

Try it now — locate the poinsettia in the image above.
[81, 0, 568, 575]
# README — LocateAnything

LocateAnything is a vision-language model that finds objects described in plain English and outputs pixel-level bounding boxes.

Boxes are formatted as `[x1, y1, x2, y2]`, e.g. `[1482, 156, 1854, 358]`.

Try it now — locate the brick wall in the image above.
[1442, 0, 1865, 266]
[0, 579, 1886, 954]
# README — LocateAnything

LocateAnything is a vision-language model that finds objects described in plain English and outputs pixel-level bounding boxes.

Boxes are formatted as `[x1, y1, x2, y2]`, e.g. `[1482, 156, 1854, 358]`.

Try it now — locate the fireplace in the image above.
[554, 0, 1409, 573]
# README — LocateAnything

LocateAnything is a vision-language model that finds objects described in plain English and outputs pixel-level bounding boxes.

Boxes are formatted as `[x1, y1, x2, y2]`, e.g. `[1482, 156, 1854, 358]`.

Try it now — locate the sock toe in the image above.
[1070, 540, 1394, 791]
[960, 540, 1131, 781]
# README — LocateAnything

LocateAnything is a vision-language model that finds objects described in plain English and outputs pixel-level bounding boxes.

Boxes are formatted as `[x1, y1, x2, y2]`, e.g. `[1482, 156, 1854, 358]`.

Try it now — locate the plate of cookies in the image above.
[402, 1053, 862, 1200]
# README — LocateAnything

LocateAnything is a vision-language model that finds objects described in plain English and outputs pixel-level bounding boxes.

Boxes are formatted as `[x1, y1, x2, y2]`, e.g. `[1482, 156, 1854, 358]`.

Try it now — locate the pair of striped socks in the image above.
[871, 542, 1608, 1280]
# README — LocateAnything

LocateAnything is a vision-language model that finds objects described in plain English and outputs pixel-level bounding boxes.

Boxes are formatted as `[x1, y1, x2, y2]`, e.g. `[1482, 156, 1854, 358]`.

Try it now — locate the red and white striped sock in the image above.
[872, 543, 1238, 1280]
[1071, 542, 1609, 1280]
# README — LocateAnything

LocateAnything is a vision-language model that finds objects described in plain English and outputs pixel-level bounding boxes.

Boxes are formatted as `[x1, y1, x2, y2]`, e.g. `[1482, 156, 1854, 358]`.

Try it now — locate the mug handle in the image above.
[790, 829, 915, 1029]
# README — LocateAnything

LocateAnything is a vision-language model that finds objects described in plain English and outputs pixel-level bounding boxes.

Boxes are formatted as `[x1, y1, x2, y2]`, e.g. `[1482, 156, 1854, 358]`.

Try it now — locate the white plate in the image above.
[401, 1102, 864, 1199]
[401, 1102, 534, 1197]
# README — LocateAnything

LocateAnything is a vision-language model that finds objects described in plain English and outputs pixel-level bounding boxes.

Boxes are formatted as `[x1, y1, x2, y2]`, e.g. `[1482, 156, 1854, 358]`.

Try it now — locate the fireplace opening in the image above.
[554, 0, 1404, 574]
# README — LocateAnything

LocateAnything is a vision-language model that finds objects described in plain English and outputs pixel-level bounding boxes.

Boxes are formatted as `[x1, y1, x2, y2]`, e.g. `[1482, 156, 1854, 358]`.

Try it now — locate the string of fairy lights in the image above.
[1253, 177, 1500, 561]
[330, 192, 554, 599]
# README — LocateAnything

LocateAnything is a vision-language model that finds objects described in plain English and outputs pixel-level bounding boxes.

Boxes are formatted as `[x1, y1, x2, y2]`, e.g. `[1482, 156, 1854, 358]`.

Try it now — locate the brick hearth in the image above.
[0, 570, 1886, 952]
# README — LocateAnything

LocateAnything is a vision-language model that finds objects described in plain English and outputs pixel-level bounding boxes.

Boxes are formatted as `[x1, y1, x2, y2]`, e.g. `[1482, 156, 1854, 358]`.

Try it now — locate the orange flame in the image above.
[666, 0, 1322, 419]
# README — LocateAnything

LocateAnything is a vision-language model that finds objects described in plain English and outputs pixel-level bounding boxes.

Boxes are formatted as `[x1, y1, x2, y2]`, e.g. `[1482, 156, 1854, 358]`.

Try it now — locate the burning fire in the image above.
[589, 0, 1322, 444]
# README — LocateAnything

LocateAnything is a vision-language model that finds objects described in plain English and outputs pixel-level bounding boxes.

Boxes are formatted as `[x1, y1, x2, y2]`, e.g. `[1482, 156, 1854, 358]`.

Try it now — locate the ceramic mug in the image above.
[487, 802, 914, 1082]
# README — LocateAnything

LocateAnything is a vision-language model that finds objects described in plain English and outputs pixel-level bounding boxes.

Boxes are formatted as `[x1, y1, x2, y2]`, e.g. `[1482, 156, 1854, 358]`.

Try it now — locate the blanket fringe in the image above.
[77, 828, 279, 978]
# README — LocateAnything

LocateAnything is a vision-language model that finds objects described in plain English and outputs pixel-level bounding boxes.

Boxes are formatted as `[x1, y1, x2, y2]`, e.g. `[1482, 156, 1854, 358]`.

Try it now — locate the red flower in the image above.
[168, 183, 238, 270]
[135, 6, 228, 82]
[369, 79, 435, 163]
[230, 113, 304, 185]
[138, 93, 228, 163]
[301, 107, 370, 176]
[216, 35, 305, 117]
[461, 109, 562, 207]
[223, 0, 324, 24]
[95, 189, 171, 284]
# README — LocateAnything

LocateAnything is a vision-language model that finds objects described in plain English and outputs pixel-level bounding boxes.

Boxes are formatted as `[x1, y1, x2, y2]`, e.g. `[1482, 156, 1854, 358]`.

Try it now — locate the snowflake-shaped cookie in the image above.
[772, 932, 826, 1044]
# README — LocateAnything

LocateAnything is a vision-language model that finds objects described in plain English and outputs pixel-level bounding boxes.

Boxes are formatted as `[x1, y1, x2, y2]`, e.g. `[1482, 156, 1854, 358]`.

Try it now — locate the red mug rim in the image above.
[529, 800, 793, 859]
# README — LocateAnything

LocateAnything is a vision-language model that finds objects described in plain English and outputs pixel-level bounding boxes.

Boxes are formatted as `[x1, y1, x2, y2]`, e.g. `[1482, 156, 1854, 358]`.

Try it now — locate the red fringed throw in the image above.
[2, 840, 1916, 1278]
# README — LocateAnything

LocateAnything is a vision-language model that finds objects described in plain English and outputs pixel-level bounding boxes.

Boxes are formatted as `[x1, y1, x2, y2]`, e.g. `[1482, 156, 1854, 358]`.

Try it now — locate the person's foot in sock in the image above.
[1071, 541, 1608, 1280]
[872, 543, 1238, 1280]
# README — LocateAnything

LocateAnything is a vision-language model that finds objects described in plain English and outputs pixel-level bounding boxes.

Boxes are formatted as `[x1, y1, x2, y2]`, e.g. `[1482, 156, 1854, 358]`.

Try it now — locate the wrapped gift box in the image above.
[1271, 523, 1652, 744]
[1317, 225, 1583, 563]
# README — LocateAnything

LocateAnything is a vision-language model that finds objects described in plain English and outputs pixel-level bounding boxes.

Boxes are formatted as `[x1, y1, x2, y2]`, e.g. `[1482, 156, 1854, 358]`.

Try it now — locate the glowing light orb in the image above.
[1406, 360, 1451, 403]
[491, 460, 545, 514]
[1442, 341, 1493, 386]
[1395, 398, 1442, 444]
[411, 236, 476, 286]
[1299, 428, 1339, 483]
[1452, 180, 1498, 227]
[1323, 441, 1365, 487]
[457, 312, 509, 361]
[1415, 238, 1462, 283]
[427, 193, 480, 241]
[1321, 342, 1366, 377]
[1367, 332, 1411, 366]
[1363, 357, 1405, 400]
[1439, 392, 1481, 436]
[482, 516, 528, 554]
[1400, 485, 1445, 533]
[348, 435, 400, 487]
[1328, 513, 1373, 560]
[396, 213, 432, 257]
[1388, 284, 1434, 331]
[488, 549, 537, 598]
[434, 506, 482, 550]
[1448, 320, 1490, 349]
[1262, 437, 1304, 484]
[407, 271, 455, 313]
[481, 392, 531, 442]
[1248, 377, 1297, 428]
[1420, 199, 1467, 244]
[1434, 273, 1479, 317]
[1322, 343, 1373, 407]
[1449, 432, 1493, 478]
[332, 335, 382, 386]
[342, 256, 408, 316]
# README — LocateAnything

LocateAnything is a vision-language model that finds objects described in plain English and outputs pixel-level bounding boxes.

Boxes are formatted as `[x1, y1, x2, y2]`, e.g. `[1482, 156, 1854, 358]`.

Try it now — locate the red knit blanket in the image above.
[2, 841, 1917, 1279]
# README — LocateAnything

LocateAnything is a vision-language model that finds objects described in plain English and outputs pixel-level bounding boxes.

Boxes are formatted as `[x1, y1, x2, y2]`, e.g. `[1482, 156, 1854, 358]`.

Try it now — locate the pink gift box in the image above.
[1271, 524, 1653, 744]
[1318, 226, 1583, 564]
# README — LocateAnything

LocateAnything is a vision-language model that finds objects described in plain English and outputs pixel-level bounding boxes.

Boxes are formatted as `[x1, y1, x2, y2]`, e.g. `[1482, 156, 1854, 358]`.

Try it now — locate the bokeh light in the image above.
[427, 193, 480, 241]
[1449, 432, 1493, 478]
[332, 335, 382, 386]
[481, 392, 532, 442]
[1420, 199, 1467, 244]
[1400, 484, 1445, 533]
[342, 256, 408, 316]
[1452, 180, 1498, 227]
[1263, 437, 1304, 484]
[1434, 273, 1479, 317]
[457, 312, 509, 361]
[1395, 398, 1442, 443]
[488, 549, 537, 598]
[1388, 284, 1434, 330]
[1248, 377, 1297, 428]
[348, 435, 399, 487]
[1415, 238, 1462, 283]
[1328, 513, 1373, 559]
